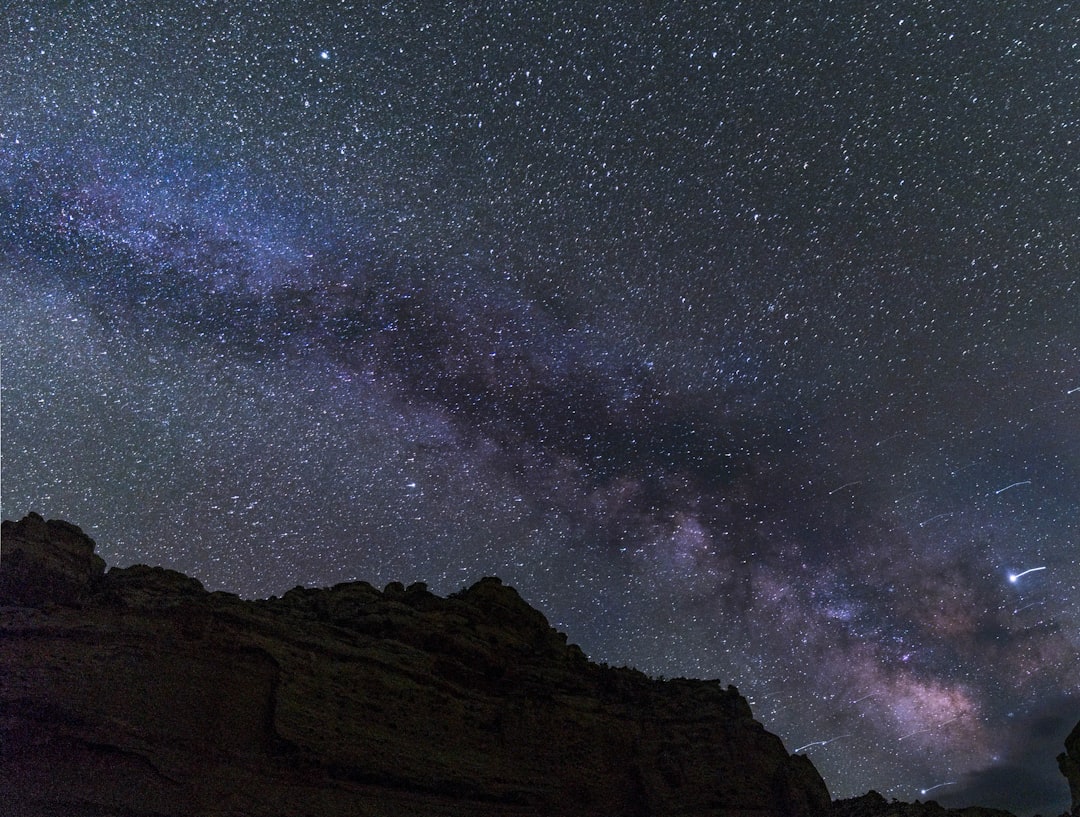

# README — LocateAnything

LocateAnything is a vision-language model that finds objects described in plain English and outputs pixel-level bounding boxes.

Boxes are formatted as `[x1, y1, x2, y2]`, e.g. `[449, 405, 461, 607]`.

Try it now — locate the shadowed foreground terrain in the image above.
[1, 513, 1076, 817]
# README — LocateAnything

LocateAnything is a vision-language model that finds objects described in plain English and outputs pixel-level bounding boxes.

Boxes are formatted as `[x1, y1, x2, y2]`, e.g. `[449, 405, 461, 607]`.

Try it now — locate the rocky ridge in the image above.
[1, 513, 829, 817]
[3, 513, 1076, 817]
[1061, 720, 1080, 816]
[831, 791, 1021, 817]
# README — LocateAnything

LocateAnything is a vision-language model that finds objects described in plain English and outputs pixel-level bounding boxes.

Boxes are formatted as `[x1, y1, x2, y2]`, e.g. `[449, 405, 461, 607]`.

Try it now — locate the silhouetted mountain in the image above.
[1, 512, 827, 816]
[832, 790, 1020, 817]
[3, 513, 1075, 816]
[1060, 720, 1080, 816]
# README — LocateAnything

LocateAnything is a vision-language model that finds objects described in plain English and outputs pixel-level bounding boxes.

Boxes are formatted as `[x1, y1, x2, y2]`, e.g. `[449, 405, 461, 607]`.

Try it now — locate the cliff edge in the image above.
[1, 513, 831, 817]
[1061, 719, 1080, 817]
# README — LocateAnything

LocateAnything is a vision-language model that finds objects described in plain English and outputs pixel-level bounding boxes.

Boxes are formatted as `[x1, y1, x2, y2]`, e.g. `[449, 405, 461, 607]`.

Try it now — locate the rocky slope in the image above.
[1, 513, 831, 817]
[1061, 720, 1080, 816]
[831, 791, 1019, 817]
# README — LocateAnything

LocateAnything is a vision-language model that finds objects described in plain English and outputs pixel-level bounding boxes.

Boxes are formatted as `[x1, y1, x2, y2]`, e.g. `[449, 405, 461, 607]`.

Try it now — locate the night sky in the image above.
[2, 2, 1079, 812]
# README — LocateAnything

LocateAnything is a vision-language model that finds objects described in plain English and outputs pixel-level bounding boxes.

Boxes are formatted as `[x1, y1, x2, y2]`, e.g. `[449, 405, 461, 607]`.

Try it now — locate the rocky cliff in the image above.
[1061, 720, 1080, 816]
[0, 513, 831, 817]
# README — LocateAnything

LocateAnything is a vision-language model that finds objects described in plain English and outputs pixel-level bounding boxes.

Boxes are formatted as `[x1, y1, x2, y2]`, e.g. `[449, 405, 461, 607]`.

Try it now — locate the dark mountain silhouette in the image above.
[1060, 720, 1080, 816]
[1, 513, 1075, 816]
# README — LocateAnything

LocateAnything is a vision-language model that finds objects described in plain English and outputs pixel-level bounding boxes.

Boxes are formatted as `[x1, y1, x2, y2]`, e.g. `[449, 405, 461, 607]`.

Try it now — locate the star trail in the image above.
[2, 2, 1079, 813]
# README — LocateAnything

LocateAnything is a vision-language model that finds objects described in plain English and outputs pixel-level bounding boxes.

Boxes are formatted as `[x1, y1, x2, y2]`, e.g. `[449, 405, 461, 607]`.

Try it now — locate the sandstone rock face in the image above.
[1060, 720, 1080, 816]
[0, 511, 105, 605]
[1, 514, 832, 817]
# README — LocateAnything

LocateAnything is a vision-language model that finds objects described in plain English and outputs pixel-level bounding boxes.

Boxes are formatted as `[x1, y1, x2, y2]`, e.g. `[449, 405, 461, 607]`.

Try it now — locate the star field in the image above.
[2, 2, 1079, 812]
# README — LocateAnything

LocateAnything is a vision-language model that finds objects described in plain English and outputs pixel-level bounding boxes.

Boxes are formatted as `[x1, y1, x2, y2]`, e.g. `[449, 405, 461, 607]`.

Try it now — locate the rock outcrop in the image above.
[0, 511, 106, 605]
[831, 790, 1017, 817]
[1061, 720, 1080, 816]
[0, 513, 831, 817]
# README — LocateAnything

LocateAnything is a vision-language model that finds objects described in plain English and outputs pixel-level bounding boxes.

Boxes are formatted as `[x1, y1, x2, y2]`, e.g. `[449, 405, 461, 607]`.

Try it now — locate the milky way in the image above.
[2, 3, 1079, 812]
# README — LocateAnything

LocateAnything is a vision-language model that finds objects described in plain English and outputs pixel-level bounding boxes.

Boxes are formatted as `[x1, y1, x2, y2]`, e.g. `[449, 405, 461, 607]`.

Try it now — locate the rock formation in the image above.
[1061, 720, 1080, 816]
[1, 513, 831, 817]
[831, 791, 1017, 817]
